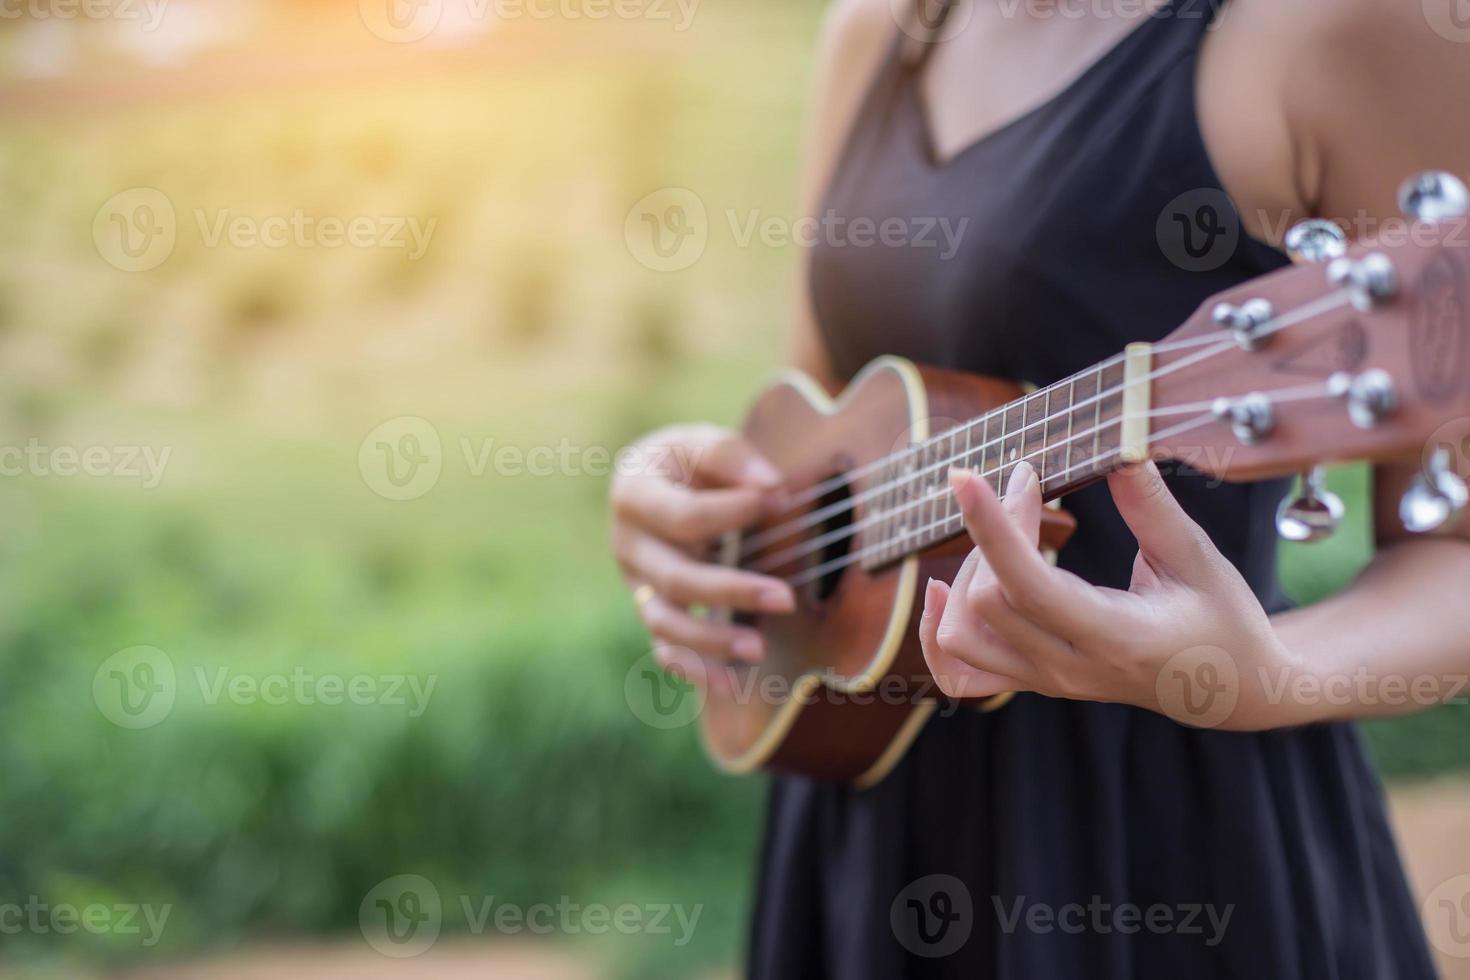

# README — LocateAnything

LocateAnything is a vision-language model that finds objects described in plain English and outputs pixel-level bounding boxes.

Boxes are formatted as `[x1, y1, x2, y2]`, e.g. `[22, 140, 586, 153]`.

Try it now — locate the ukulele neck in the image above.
[863, 347, 1151, 569]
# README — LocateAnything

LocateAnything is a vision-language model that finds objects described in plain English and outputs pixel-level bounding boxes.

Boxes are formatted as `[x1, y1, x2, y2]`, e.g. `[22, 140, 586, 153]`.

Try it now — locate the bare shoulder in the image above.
[790, 0, 899, 384]
[801, 0, 898, 197]
[1206, 0, 1470, 227]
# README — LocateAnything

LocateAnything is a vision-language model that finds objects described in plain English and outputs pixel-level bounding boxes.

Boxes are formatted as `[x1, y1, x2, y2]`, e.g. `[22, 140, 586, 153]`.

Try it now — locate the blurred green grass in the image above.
[0, 4, 1466, 977]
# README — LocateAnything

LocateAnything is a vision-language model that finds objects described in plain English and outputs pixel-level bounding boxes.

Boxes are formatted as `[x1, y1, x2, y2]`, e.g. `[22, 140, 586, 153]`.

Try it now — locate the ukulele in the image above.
[698, 172, 1470, 787]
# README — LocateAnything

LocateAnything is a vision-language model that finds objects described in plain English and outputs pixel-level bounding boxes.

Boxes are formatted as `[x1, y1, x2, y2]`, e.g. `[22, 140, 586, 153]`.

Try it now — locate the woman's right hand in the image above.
[609, 423, 797, 685]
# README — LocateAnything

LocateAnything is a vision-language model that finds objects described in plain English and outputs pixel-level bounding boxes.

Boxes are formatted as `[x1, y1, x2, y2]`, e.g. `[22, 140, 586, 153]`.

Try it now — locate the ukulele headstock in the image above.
[1143, 171, 1470, 537]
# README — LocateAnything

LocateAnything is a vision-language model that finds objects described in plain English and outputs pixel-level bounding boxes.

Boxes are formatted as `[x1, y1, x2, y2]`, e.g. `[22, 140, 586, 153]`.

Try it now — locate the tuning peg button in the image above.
[1327, 253, 1397, 312]
[1329, 369, 1398, 429]
[1284, 219, 1348, 265]
[1212, 392, 1275, 445]
[1399, 171, 1470, 223]
[1400, 448, 1469, 534]
[1212, 299, 1274, 350]
[1276, 467, 1344, 543]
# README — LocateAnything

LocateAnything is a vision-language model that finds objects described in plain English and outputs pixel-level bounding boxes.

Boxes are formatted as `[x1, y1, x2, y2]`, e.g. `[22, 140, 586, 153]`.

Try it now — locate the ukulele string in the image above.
[772, 328, 1249, 517]
[780, 405, 1261, 588]
[739, 337, 1233, 559]
[751, 378, 1335, 577]
[738, 287, 1351, 562]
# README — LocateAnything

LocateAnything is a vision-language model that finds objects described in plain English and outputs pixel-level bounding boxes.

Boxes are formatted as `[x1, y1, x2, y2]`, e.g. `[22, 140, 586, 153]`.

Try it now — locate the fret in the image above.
[945, 427, 962, 539]
[863, 352, 1144, 570]
[957, 422, 973, 537]
[1097, 360, 1127, 466]
[1040, 386, 1051, 491]
[874, 459, 893, 565]
[923, 437, 934, 549]
[1091, 364, 1105, 477]
[1059, 376, 1076, 494]
[1018, 391, 1046, 494]
[1001, 399, 1025, 493]
[899, 447, 919, 553]
[1068, 367, 1100, 487]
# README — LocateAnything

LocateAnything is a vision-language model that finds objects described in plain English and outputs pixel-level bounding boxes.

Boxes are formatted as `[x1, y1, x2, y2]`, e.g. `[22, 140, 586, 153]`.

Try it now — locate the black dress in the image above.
[747, 1, 1437, 977]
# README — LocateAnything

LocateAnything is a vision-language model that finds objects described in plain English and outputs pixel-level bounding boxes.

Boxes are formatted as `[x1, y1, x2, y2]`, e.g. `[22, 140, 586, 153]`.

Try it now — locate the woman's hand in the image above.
[610, 423, 796, 687]
[919, 459, 1301, 731]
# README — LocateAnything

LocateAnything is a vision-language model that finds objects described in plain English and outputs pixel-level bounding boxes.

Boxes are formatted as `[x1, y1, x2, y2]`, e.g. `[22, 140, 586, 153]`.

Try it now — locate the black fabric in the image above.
[748, 1, 1436, 976]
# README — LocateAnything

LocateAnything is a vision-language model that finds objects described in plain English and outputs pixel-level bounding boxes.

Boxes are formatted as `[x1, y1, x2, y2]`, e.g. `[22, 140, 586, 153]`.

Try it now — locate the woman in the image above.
[609, 0, 1470, 974]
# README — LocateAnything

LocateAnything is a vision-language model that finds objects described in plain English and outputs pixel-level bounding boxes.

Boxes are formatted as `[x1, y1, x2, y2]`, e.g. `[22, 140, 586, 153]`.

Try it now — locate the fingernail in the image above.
[948, 467, 972, 493]
[922, 577, 941, 612]
[731, 633, 765, 661]
[742, 457, 782, 488]
[1009, 460, 1035, 494]
[759, 586, 797, 614]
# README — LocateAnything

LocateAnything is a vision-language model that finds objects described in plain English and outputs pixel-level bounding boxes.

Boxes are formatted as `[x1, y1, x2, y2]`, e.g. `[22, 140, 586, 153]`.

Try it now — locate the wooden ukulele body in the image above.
[701, 357, 1076, 787]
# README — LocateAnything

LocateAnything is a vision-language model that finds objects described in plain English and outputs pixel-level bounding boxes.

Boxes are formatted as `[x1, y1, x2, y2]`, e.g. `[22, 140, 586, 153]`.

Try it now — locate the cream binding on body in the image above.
[703, 357, 927, 788]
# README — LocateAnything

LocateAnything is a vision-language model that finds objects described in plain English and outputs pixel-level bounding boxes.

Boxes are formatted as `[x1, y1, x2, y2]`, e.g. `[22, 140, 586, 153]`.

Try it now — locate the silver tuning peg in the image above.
[1275, 467, 1344, 543]
[1284, 219, 1347, 265]
[1399, 171, 1470, 223]
[1400, 447, 1469, 534]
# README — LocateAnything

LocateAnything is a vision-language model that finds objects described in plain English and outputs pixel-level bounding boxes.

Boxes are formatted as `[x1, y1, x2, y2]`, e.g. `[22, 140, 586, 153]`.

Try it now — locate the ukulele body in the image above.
[702, 357, 1076, 787]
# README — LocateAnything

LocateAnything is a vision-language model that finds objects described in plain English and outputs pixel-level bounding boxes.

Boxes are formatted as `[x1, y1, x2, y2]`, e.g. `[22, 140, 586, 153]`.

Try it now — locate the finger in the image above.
[965, 579, 1076, 664]
[653, 644, 735, 697]
[685, 426, 784, 490]
[640, 593, 766, 662]
[951, 463, 1105, 639]
[618, 529, 797, 613]
[613, 477, 774, 546]
[920, 577, 1016, 699]
[1106, 460, 1213, 579]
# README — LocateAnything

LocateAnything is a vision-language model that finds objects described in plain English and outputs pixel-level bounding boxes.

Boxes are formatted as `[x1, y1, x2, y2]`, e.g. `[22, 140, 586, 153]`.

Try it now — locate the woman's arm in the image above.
[1268, 463, 1470, 723]
[787, 0, 893, 388]
[1237, 0, 1470, 722]
[920, 0, 1470, 728]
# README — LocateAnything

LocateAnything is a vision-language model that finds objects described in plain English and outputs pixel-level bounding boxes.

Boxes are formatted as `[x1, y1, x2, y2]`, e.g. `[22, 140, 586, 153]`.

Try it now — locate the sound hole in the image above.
[808, 475, 853, 603]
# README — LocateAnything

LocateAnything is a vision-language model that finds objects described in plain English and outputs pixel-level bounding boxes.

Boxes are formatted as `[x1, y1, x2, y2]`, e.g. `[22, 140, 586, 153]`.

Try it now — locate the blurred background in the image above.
[0, 1, 1467, 977]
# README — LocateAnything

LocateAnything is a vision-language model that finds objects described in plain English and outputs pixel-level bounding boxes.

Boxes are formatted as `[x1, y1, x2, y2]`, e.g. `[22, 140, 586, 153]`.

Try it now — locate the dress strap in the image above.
[898, 0, 957, 69]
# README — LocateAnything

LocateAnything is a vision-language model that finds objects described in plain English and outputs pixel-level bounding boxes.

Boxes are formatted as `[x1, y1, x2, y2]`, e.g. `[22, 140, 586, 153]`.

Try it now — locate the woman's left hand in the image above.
[919, 459, 1300, 731]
